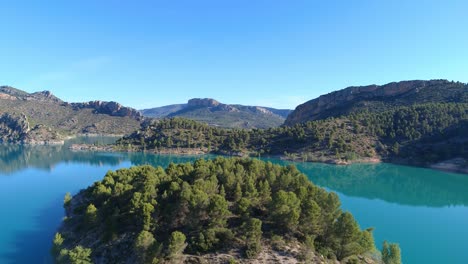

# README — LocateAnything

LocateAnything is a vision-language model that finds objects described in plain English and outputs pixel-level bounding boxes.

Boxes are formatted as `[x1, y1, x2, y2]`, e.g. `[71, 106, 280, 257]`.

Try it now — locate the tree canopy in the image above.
[53, 157, 380, 263]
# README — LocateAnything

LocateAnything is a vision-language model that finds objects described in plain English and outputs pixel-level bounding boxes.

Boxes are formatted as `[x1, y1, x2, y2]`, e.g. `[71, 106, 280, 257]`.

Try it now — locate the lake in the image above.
[0, 140, 466, 263]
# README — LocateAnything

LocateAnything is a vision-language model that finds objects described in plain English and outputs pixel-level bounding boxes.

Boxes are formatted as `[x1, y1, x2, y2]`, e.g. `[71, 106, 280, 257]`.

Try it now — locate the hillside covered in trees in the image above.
[285, 80, 467, 125]
[116, 102, 468, 172]
[53, 157, 399, 263]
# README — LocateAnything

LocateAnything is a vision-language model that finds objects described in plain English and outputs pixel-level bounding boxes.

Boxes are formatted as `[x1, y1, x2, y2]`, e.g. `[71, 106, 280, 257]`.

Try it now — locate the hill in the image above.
[0, 86, 143, 144]
[140, 98, 292, 129]
[285, 79, 468, 125]
[53, 157, 395, 263]
[117, 102, 468, 173]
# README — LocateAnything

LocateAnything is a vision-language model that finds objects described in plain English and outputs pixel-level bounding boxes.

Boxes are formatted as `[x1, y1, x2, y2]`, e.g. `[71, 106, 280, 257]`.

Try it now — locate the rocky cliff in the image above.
[0, 113, 29, 143]
[0, 86, 62, 103]
[0, 113, 62, 144]
[285, 79, 467, 125]
[187, 98, 221, 107]
[0, 86, 143, 143]
[70, 101, 142, 119]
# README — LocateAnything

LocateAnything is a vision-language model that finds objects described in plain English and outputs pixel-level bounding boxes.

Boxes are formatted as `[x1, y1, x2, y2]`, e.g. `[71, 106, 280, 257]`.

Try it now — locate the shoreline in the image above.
[0, 133, 124, 146]
[67, 144, 468, 175]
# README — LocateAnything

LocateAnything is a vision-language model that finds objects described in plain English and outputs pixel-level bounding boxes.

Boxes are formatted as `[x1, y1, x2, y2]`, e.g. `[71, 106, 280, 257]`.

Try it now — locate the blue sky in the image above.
[1, 0, 467, 109]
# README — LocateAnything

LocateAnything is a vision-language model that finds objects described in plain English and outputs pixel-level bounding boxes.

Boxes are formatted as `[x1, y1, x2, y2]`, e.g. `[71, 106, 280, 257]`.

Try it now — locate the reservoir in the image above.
[0, 142, 466, 263]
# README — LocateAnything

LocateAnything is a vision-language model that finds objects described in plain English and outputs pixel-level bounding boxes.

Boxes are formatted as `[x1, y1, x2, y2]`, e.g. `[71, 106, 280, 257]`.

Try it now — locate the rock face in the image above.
[285, 79, 467, 125]
[187, 98, 221, 107]
[0, 113, 29, 143]
[0, 86, 62, 103]
[0, 86, 143, 143]
[0, 113, 62, 144]
[70, 101, 142, 119]
[29, 90, 63, 103]
[0, 93, 17, 100]
[0, 86, 29, 98]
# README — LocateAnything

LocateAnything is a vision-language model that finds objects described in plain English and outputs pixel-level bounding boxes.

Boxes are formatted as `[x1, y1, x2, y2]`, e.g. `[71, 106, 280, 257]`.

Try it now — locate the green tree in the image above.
[63, 192, 72, 208]
[233, 182, 242, 202]
[242, 218, 262, 258]
[333, 212, 361, 259]
[258, 180, 272, 205]
[299, 198, 321, 235]
[85, 204, 98, 227]
[382, 241, 401, 264]
[134, 230, 157, 263]
[65, 246, 92, 264]
[51, 232, 64, 256]
[208, 194, 230, 227]
[141, 202, 155, 231]
[270, 190, 301, 232]
[167, 231, 187, 259]
[359, 228, 375, 253]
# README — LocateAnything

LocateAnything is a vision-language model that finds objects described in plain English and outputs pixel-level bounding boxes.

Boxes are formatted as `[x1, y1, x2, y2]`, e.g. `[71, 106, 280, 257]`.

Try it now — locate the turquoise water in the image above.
[0, 142, 467, 263]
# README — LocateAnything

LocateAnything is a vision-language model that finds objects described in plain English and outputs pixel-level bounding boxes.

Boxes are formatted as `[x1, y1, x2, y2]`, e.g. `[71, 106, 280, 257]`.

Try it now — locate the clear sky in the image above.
[1, 0, 467, 109]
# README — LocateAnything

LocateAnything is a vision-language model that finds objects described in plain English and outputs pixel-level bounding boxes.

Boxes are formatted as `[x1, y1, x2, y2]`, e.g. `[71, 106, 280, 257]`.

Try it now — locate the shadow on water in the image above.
[0, 196, 64, 264]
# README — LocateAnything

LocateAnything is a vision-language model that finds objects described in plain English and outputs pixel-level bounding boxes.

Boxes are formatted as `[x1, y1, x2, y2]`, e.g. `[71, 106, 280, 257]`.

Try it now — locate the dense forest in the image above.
[52, 157, 400, 263]
[116, 103, 468, 167]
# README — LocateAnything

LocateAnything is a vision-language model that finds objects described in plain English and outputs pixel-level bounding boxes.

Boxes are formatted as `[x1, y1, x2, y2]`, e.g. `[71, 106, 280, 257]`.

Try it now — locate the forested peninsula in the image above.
[53, 157, 400, 263]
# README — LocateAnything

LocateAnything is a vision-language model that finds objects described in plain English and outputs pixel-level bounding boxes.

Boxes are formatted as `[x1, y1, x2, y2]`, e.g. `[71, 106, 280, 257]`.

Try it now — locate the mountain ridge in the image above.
[285, 79, 468, 125]
[140, 98, 292, 129]
[0, 86, 143, 144]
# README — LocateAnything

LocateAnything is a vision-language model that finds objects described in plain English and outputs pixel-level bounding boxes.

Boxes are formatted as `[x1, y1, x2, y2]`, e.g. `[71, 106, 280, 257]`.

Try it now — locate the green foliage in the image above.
[167, 231, 187, 259]
[359, 228, 376, 252]
[382, 241, 402, 264]
[242, 218, 263, 258]
[56, 158, 380, 263]
[331, 212, 371, 260]
[63, 192, 72, 208]
[134, 230, 158, 263]
[270, 235, 286, 251]
[270, 190, 301, 232]
[58, 246, 92, 264]
[119, 102, 468, 166]
[84, 203, 97, 227]
[207, 194, 230, 227]
[51, 232, 64, 256]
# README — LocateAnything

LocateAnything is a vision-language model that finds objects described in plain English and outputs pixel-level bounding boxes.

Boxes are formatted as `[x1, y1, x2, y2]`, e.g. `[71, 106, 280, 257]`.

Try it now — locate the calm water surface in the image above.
[0, 139, 466, 263]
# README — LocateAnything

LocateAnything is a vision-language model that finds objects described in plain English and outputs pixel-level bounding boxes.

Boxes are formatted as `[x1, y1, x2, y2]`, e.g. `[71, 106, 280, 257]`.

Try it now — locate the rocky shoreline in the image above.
[429, 158, 468, 174]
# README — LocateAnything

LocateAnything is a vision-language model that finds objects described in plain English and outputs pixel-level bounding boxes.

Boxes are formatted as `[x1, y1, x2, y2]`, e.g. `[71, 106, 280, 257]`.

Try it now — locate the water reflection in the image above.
[1, 140, 466, 209]
[0, 136, 123, 174]
[0, 138, 214, 175]
[293, 162, 468, 208]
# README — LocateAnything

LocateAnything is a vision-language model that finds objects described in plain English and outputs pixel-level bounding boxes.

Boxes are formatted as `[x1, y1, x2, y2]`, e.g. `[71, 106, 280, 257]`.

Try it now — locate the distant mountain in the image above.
[285, 79, 468, 125]
[121, 80, 468, 173]
[139, 104, 186, 118]
[140, 98, 292, 129]
[0, 86, 143, 144]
